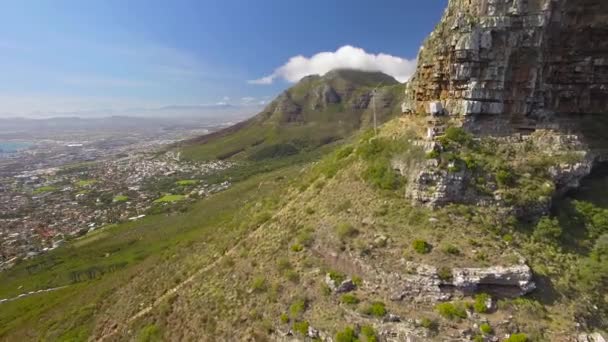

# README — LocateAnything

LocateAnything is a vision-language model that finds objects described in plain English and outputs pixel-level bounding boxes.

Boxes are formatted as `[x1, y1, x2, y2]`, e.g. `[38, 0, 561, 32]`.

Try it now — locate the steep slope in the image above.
[179, 69, 404, 161]
[404, 0, 608, 133]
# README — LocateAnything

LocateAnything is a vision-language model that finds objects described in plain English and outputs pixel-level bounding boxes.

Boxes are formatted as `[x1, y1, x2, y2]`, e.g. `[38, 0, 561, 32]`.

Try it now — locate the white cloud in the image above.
[248, 45, 416, 85]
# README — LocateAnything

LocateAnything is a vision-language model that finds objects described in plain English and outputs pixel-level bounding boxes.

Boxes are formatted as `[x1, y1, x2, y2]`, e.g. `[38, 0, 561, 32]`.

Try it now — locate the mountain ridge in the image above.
[179, 69, 404, 160]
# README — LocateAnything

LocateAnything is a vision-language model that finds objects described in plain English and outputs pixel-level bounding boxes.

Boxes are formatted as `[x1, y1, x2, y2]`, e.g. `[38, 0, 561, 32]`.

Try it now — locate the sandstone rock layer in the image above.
[405, 0, 608, 127]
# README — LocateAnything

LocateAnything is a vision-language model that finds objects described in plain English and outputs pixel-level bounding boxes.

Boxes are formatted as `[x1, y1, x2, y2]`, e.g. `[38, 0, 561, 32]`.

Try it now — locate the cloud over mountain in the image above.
[249, 45, 416, 85]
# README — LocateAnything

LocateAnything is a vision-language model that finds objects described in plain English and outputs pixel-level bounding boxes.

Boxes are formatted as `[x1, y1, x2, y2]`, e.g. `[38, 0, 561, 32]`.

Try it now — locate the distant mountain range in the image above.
[0, 103, 264, 122]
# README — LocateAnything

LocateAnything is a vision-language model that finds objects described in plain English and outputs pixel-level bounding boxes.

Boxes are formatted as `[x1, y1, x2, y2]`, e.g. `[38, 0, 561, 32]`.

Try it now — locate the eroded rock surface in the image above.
[404, 0, 608, 129]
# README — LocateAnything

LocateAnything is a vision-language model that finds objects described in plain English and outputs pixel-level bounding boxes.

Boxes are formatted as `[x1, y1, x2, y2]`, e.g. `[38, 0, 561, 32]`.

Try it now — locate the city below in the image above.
[0, 115, 243, 272]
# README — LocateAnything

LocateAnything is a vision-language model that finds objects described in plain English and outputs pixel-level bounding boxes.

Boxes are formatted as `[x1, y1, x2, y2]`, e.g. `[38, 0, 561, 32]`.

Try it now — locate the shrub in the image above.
[280, 313, 289, 324]
[437, 266, 453, 282]
[442, 126, 473, 146]
[480, 323, 492, 334]
[496, 168, 515, 187]
[442, 244, 460, 255]
[305, 207, 315, 215]
[360, 325, 378, 342]
[289, 298, 307, 317]
[251, 276, 267, 293]
[362, 301, 387, 317]
[285, 270, 300, 283]
[412, 239, 431, 254]
[363, 158, 401, 190]
[320, 283, 332, 296]
[357, 137, 389, 160]
[328, 270, 346, 284]
[427, 150, 440, 159]
[473, 335, 484, 342]
[505, 333, 528, 342]
[420, 317, 437, 330]
[296, 230, 314, 247]
[137, 324, 161, 342]
[474, 293, 491, 313]
[336, 146, 354, 159]
[293, 321, 309, 336]
[533, 217, 562, 243]
[336, 223, 358, 240]
[352, 275, 363, 287]
[335, 326, 357, 342]
[436, 302, 467, 320]
[290, 243, 304, 252]
[340, 293, 360, 305]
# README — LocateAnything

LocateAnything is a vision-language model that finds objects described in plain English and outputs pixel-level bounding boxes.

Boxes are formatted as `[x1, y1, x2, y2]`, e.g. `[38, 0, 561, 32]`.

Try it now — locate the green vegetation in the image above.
[113, 195, 129, 202]
[76, 179, 97, 187]
[356, 133, 424, 191]
[360, 325, 378, 342]
[251, 276, 267, 293]
[33, 185, 57, 194]
[290, 243, 304, 252]
[442, 244, 460, 255]
[479, 323, 492, 334]
[420, 317, 436, 330]
[176, 179, 198, 186]
[153, 194, 186, 203]
[0, 162, 302, 340]
[335, 326, 357, 342]
[362, 301, 386, 317]
[340, 293, 360, 305]
[280, 313, 289, 324]
[436, 302, 467, 320]
[334, 325, 377, 342]
[289, 298, 307, 318]
[328, 270, 346, 284]
[335, 222, 358, 241]
[412, 239, 431, 254]
[137, 324, 161, 342]
[505, 333, 528, 342]
[533, 217, 562, 243]
[473, 293, 491, 313]
[437, 266, 453, 282]
[292, 321, 309, 336]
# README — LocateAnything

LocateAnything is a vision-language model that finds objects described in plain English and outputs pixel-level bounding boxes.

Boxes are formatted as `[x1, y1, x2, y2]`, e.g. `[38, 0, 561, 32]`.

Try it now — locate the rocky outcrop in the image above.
[404, 0, 608, 130]
[452, 264, 536, 295]
[392, 262, 536, 301]
[361, 260, 535, 303]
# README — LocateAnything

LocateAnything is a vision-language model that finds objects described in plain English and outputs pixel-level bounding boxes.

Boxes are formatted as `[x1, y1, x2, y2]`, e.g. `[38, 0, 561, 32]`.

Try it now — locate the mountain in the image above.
[178, 69, 404, 160]
[2, 1, 608, 341]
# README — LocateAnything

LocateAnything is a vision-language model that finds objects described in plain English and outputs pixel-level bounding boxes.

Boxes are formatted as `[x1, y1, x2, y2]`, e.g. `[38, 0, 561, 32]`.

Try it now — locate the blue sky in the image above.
[0, 0, 447, 117]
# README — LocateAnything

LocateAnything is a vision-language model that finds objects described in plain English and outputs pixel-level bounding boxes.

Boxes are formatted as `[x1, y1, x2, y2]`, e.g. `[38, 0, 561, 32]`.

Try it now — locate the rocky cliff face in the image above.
[405, 0, 608, 131]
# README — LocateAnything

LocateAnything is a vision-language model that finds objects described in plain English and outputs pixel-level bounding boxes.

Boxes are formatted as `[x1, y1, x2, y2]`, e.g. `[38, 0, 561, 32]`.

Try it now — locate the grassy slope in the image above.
[104, 118, 605, 341]
[0, 160, 313, 341]
[2, 116, 607, 341]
